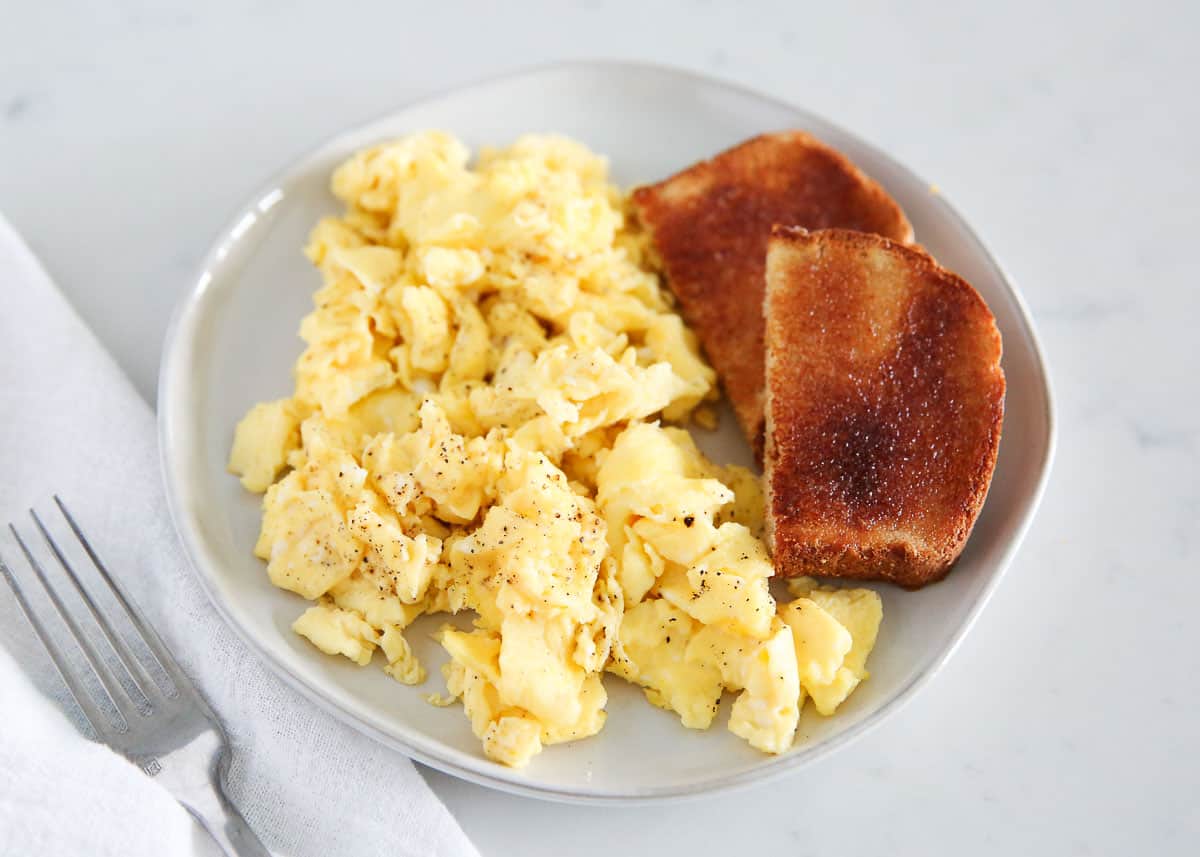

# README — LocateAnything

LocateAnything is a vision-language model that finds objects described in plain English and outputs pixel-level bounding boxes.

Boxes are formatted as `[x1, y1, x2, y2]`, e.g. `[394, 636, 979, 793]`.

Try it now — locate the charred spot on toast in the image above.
[801, 397, 902, 524]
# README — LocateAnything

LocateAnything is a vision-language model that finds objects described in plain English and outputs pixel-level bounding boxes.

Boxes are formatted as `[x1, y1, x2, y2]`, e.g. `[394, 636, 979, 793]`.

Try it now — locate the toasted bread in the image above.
[632, 132, 913, 453]
[764, 227, 1004, 588]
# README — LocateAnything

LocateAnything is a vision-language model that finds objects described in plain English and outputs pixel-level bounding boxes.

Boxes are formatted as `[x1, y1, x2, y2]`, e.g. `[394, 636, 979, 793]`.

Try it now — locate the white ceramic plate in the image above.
[159, 61, 1055, 804]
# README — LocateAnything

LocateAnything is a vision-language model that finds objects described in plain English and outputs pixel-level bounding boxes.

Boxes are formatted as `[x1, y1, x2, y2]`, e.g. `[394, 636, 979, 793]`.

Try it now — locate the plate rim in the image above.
[158, 58, 1057, 805]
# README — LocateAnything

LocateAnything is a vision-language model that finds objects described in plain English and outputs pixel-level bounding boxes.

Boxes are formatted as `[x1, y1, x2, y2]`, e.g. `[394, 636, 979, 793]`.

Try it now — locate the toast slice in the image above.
[632, 132, 913, 453]
[764, 227, 1004, 588]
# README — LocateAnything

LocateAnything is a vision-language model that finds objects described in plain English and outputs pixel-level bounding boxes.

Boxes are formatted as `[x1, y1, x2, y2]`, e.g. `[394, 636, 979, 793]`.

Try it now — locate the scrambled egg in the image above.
[230, 132, 883, 768]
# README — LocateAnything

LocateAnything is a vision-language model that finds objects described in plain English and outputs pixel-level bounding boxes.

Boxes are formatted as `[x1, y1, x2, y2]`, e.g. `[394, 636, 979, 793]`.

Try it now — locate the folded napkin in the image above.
[0, 213, 480, 857]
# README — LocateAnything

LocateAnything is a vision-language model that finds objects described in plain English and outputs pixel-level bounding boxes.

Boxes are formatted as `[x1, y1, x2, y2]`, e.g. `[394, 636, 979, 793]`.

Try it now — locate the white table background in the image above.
[3, 1, 1197, 853]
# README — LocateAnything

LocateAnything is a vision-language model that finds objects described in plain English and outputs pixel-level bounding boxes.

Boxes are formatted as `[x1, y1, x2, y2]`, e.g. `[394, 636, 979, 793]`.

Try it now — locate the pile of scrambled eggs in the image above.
[229, 132, 883, 767]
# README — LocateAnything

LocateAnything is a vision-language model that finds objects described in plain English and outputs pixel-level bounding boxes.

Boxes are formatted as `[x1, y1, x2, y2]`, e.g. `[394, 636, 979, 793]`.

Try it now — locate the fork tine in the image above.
[8, 524, 140, 725]
[54, 497, 191, 701]
[0, 548, 121, 739]
[31, 509, 159, 711]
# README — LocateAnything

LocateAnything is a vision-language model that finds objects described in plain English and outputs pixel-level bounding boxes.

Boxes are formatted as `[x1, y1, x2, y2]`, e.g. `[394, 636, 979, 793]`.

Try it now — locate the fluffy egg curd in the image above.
[229, 132, 883, 768]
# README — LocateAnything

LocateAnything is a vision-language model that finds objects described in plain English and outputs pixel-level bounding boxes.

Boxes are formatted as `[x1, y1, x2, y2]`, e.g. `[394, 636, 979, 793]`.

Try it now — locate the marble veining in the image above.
[5, 96, 29, 120]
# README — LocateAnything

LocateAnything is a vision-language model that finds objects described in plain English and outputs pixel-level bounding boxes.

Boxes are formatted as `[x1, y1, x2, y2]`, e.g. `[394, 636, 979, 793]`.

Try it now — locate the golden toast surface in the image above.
[633, 132, 913, 452]
[764, 227, 1004, 588]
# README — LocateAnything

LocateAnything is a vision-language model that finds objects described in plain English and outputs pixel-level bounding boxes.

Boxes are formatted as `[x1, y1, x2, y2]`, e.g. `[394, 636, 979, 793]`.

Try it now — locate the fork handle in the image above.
[180, 775, 271, 857]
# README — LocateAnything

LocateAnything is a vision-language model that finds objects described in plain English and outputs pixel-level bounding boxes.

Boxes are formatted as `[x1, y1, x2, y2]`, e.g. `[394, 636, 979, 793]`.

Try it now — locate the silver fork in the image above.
[0, 497, 269, 856]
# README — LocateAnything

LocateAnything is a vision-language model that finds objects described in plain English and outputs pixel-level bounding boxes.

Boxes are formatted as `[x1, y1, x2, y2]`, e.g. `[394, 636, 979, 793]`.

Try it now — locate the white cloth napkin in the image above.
[0, 213, 481, 857]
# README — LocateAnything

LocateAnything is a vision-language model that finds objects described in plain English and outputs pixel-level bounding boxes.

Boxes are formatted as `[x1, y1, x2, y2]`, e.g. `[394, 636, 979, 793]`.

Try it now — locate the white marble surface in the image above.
[2, 1, 1197, 854]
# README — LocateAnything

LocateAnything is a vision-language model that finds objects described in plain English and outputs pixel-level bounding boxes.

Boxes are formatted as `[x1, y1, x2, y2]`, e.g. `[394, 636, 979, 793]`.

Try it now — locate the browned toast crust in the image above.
[764, 227, 1004, 588]
[632, 132, 913, 453]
